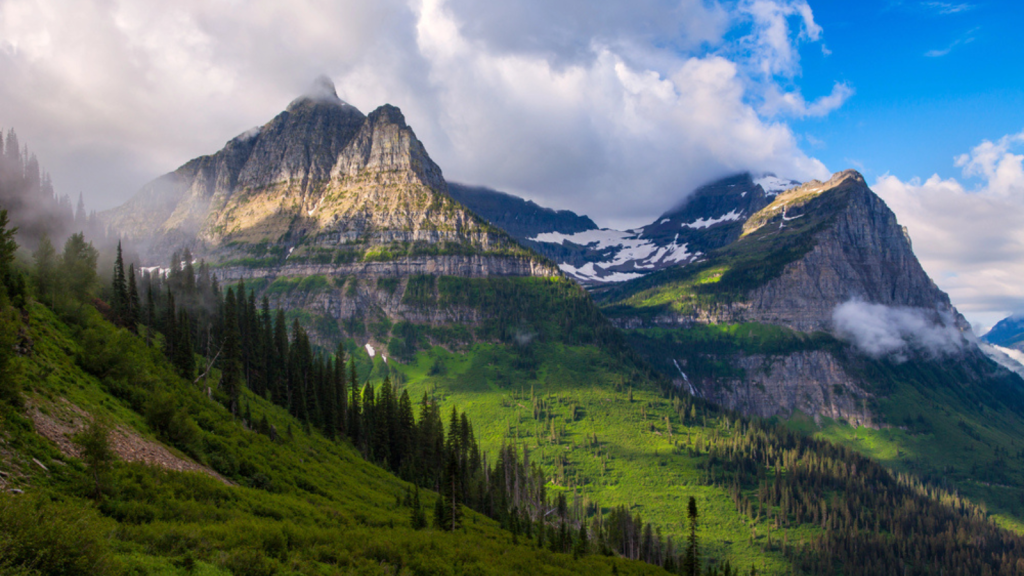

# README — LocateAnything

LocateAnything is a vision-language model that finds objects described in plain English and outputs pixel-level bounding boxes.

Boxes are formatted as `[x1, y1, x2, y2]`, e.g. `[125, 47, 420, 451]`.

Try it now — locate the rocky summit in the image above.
[104, 77, 549, 280]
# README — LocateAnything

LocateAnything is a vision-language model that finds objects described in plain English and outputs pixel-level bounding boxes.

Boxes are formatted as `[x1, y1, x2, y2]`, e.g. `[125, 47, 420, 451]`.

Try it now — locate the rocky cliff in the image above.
[104, 77, 544, 275]
[601, 170, 1012, 423]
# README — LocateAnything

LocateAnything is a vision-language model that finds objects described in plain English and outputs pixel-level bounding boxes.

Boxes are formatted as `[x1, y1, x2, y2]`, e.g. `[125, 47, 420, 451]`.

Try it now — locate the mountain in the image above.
[105, 77, 546, 277]
[454, 173, 799, 286]
[105, 78, 560, 348]
[983, 315, 1024, 351]
[447, 182, 598, 240]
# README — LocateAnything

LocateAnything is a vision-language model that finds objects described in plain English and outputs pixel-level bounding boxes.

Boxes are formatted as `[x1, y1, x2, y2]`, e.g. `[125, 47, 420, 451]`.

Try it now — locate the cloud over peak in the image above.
[0, 0, 846, 228]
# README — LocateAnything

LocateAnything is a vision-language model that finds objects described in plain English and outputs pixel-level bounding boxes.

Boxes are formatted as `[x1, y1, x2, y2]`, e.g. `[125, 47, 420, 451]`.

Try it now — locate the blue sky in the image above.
[791, 1, 1024, 185]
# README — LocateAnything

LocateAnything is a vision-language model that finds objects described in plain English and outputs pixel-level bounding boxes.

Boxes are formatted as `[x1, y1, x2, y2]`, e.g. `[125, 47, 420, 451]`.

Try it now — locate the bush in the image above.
[0, 493, 118, 575]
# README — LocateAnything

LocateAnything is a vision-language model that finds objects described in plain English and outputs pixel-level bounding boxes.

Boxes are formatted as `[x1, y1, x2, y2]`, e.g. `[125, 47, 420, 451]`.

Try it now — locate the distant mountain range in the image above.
[451, 173, 799, 285]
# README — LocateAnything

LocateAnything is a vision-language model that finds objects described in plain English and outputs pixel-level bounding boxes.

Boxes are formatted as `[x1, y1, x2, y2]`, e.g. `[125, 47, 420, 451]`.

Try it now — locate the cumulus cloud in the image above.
[832, 300, 968, 360]
[872, 130, 1024, 331]
[0, 0, 842, 228]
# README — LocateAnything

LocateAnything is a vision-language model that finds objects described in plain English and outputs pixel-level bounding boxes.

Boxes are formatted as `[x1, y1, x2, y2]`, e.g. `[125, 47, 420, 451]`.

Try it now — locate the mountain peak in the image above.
[287, 75, 352, 110]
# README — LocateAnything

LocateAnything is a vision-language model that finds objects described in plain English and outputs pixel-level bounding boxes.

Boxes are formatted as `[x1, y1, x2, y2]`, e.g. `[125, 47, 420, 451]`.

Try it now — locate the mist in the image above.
[832, 299, 968, 360]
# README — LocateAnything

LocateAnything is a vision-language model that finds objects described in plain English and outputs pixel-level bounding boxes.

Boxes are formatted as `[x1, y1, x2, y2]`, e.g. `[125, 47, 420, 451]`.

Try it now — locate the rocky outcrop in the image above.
[685, 350, 875, 426]
[103, 77, 541, 275]
[214, 254, 556, 283]
[737, 171, 960, 332]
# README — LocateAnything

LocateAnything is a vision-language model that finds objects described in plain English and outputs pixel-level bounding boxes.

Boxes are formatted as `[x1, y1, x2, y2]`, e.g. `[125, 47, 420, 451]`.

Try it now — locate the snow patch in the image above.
[680, 209, 742, 229]
[754, 175, 798, 195]
[365, 343, 376, 358]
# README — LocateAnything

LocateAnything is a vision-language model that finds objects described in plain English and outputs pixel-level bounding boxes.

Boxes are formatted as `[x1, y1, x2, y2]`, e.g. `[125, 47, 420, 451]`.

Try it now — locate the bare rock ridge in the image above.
[104, 78, 551, 282]
[605, 170, 963, 333]
[603, 170, 998, 423]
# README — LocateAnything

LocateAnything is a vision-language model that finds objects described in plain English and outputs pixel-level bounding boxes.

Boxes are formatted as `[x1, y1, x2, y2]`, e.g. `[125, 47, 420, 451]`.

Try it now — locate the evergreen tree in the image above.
[411, 486, 427, 530]
[261, 297, 276, 402]
[221, 287, 243, 415]
[273, 309, 289, 407]
[376, 375, 394, 467]
[335, 342, 348, 437]
[112, 241, 127, 323]
[683, 496, 700, 576]
[348, 361, 361, 445]
[61, 233, 98, 306]
[126, 263, 140, 331]
[31, 233, 57, 306]
[174, 309, 195, 380]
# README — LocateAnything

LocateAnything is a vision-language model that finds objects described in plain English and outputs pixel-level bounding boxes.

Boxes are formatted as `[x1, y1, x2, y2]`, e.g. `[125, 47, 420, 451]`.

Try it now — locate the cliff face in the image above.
[603, 170, 1000, 422]
[104, 78, 535, 271]
[691, 350, 874, 425]
[604, 171, 963, 333]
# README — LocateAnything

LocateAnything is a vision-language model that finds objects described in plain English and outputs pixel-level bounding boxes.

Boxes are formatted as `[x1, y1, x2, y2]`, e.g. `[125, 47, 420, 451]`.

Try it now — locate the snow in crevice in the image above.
[680, 209, 742, 229]
[754, 175, 798, 196]
[365, 343, 375, 358]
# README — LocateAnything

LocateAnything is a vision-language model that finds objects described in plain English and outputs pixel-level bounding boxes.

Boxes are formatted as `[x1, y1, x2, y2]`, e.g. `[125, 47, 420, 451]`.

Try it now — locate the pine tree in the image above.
[31, 234, 57, 306]
[683, 496, 700, 576]
[411, 486, 427, 530]
[335, 342, 348, 437]
[348, 361, 361, 445]
[221, 287, 243, 415]
[112, 241, 127, 324]
[126, 263, 140, 332]
[174, 309, 195, 380]
[273, 309, 289, 407]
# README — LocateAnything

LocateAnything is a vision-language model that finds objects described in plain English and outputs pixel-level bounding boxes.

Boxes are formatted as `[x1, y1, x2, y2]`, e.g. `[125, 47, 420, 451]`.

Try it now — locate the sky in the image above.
[0, 0, 1022, 330]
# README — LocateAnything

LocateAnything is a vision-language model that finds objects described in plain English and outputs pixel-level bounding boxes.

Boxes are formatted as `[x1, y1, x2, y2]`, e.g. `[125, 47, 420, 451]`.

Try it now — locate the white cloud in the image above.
[832, 300, 967, 360]
[760, 81, 854, 118]
[0, 0, 844, 229]
[872, 130, 1024, 330]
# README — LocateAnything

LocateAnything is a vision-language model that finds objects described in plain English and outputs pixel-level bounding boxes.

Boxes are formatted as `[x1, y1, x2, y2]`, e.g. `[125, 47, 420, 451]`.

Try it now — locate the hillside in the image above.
[0, 261, 671, 574]
[587, 170, 1024, 528]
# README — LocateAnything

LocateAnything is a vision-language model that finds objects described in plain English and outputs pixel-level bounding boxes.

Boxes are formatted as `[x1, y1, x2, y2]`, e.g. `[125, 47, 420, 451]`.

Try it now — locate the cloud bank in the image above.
[832, 300, 967, 360]
[0, 0, 843, 228]
[872, 130, 1024, 331]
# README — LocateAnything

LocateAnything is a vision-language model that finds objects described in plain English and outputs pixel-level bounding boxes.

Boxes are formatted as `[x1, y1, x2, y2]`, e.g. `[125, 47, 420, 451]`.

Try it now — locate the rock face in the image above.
[103, 78, 558, 347]
[687, 350, 874, 425]
[607, 171, 963, 333]
[602, 170, 994, 422]
[104, 77, 537, 273]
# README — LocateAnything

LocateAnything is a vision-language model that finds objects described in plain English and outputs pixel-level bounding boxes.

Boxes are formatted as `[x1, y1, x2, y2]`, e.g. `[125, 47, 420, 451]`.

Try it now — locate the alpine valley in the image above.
[3, 78, 1024, 576]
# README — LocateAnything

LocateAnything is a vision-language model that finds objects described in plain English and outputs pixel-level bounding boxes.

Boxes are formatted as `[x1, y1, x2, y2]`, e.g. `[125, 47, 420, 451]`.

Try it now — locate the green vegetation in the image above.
[0, 216, 674, 576]
[628, 321, 1024, 534]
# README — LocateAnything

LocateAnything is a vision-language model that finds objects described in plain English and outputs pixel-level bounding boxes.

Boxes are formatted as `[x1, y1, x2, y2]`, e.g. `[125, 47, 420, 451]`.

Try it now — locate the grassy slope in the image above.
[389, 342, 815, 575]
[624, 323, 1024, 534]
[0, 302, 668, 576]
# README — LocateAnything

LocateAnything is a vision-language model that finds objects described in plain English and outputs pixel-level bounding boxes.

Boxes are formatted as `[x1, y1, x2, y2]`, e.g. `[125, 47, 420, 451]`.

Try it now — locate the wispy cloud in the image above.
[922, 2, 976, 15]
[924, 26, 978, 57]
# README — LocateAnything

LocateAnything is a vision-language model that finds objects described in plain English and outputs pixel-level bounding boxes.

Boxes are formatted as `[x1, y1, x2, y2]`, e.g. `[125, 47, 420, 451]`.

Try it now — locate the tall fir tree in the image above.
[126, 263, 140, 332]
[111, 241, 127, 324]
[683, 496, 700, 576]
[220, 287, 244, 415]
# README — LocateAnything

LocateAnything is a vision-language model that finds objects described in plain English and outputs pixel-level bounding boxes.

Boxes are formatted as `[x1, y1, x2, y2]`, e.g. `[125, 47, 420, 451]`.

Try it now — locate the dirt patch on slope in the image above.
[27, 398, 231, 485]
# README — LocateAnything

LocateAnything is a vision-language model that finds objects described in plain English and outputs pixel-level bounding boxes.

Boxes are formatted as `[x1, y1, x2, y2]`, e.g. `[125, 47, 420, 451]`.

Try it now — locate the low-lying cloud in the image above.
[832, 300, 967, 359]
